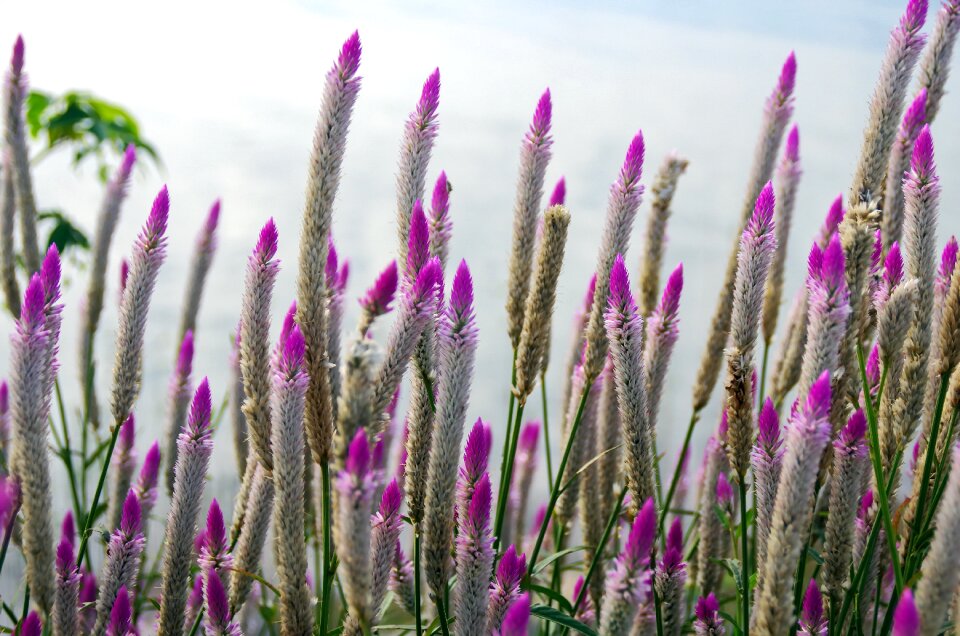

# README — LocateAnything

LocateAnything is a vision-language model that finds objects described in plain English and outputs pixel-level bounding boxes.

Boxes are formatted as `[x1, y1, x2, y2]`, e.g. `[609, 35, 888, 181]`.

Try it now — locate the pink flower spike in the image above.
[406, 200, 431, 276]
[450, 259, 474, 317]
[499, 592, 531, 636]
[902, 89, 928, 139]
[61, 510, 75, 547]
[779, 51, 797, 98]
[279, 300, 298, 346]
[107, 586, 132, 636]
[418, 68, 441, 121]
[120, 489, 141, 535]
[336, 31, 362, 80]
[549, 177, 566, 206]
[518, 421, 539, 454]
[666, 517, 684, 554]
[660, 262, 684, 318]
[188, 378, 213, 436]
[807, 242, 824, 282]
[40, 244, 61, 302]
[205, 567, 233, 631]
[326, 238, 339, 288]
[820, 234, 846, 289]
[20, 274, 44, 327]
[838, 410, 867, 454]
[204, 499, 226, 553]
[120, 144, 137, 176]
[380, 479, 402, 518]
[750, 181, 777, 234]
[176, 331, 195, 378]
[466, 472, 492, 530]
[496, 545, 527, 590]
[758, 397, 780, 449]
[799, 579, 825, 633]
[806, 371, 832, 420]
[885, 243, 905, 289]
[621, 131, 645, 187]
[463, 418, 492, 481]
[255, 218, 279, 263]
[694, 593, 722, 629]
[146, 186, 170, 241]
[119, 413, 135, 452]
[20, 611, 41, 636]
[824, 195, 845, 237]
[866, 344, 881, 389]
[910, 125, 935, 179]
[346, 429, 371, 477]
[785, 125, 800, 162]
[902, 0, 929, 33]
[716, 472, 734, 506]
[360, 260, 399, 316]
[279, 324, 306, 376]
[11, 35, 24, 75]
[940, 236, 959, 281]
[859, 490, 875, 519]
[608, 253, 633, 310]
[119, 259, 129, 296]
[892, 589, 919, 636]
[137, 442, 161, 499]
[625, 497, 656, 565]
[412, 257, 442, 302]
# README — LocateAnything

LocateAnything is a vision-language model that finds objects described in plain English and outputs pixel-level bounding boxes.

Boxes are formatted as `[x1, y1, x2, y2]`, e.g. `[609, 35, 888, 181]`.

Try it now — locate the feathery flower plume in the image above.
[369, 479, 403, 625]
[599, 497, 655, 635]
[605, 254, 655, 506]
[572, 576, 597, 628]
[457, 418, 492, 520]
[429, 171, 453, 269]
[915, 444, 960, 633]
[358, 260, 399, 333]
[892, 589, 920, 636]
[198, 499, 231, 592]
[78, 144, 136, 422]
[725, 182, 778, 477]
[822, 409, 869, 611]
[296, 30, 362, 468]
[53, 537, 81, 636]
[754, 372, 833, 635]
[506, 88, 553, 348]
[561, 274, 597, 418]
[694, 593, 725, 636]
[158, 380, 214, 636]
[639, 152, 689, 316]
[111, 187, 168, 431]
[915, 0, 960, 122]
[693, 53, 795, 412]
[762, 124, 802, 345]
[134, 441, 160, 519]
[107, 414, 137, 531]
[326, 240, 349, 408]
[454, 472, 494, 636]
[270, 324, 312, 634]
[93, 492, 145, 636]
[423, 260, 478, 598]
[21, 611, 41, 636]
[396, 67, 440, 267]
[334, 334, 377, 466]
[514, 204, 570, 400]
[373, 257, 441, 432]
[583, 132, 645, 382]
[106, 587, 132, 636]
[205, 568, 242, 636]
[936, 240, 960, 377]
[0, 150, 18, 317]
[240, 219, 279, 473]
[752, 398, 783, 587]
[335, 431, 377, 630]
[176, 199, 219, 343]
[697, 432, 728, 594]
[498, 592, 531, 636]
[850, 0, 928, 205]
[229, 329, 247, 476]
[185, 575, 204, 632]
[508, 421, 539, 546]
[4, 36, 41, 273]
[884, 89, 928, 249]
[655, 517, 688, 636]
[488, 546, 527, 632]
[798, 580, 827, 635]
[60, 510, 74, 547]
[645, 262, 683, 443]
[229, 464, 274, 614]
[390, 541, 417, 616]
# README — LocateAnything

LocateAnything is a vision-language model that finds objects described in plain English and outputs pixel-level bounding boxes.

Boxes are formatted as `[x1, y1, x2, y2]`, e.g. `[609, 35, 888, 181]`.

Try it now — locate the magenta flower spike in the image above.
[61, 510, 75, 547]
[92, 491, 144, 635]
[199, 498, 231, 580]
[798, 579, 827, 635]
[876, 242, 905, 309]
[335, 430, 377, 628]
[369, 479, 404, 627]
[205, 567, 242, 635]
[892, 589, 920, 636]
[599, 497, 656, 634]
[405, 199, 431, 280]
[694, 593, 724, 636]
[108, 412, 138, 530]
[488, 545, 527, 631]
[645, 261, 683, 440]
[428, 171, 453, 266]
[458, 417, 493, 519]
[0, 381, 8, 456]
[11, 35, 24, 76]
[716, 472, 734, 508]
[134, 441, 161, 515]
[654, 515, 688, 635]
[940, 236, 959, 288]
[325, 238, 339, 289]
[884, 87, 929, 248]
[498, 592, 531, 636]
[20, 611, 41, 636]
[106, 586, 132, 636]
[549, 177, 566, 206]
[358, 260, 399, 331]
[454, 471, 494, 634]
[186, 574, 204, 627]
[753, 396, 784, 579]
[866, 343, 881, 394]
[53, 537, 81, 636]
[118, 258, 129, 301]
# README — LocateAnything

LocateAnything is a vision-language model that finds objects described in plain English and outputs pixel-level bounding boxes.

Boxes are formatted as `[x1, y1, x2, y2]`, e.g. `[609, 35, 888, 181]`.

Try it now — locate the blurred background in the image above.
[1, 0, 959, 580]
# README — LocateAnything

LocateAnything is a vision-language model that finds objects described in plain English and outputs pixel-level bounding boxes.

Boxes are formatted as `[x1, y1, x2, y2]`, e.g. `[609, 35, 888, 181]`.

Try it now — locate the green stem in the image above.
[526, 384, 592, 578]
[435, 593, 451, 636]
[540, 375, 554, 491]
[657, 409, 700, 539]
[758, 342, 770, 407]
[496, 351, 519, 517]
[494, 400, 526, 551]
[739, 478, 750, 636]
[0, 504, 19, 580]
[414, 525, 423, 636]
[319, 462, 334, 636]
[571, 486, 627, 613]
[75, 418, 123, 569]
[53, 380, 84, 527]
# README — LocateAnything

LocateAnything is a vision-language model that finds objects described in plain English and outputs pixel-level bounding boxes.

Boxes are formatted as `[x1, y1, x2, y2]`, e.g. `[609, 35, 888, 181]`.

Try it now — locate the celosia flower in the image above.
[498, 592, 531, 636]
[158, 380, 214, 635]
[697, 433, 728, 594]
[370, 479, 404, 624]
[655, 517, 688, 636]
[205, 567, 242, 636]
[506, 88, 554, 348]
[572, 575, 597, 628]
[884, 88, 928, 250]
[358, 260, 399, 332]
[335, 430, 377, 629]
[508, 420, 539, 544]
[915, 444, 960, 632]
[20, 611, 42, 636]
[229, 463, 274, 613]
[94, 491, 145, 636]
[798, 579, 827, 635]
[599, 498, 656, 635]
[892, 589, 919, 636]
[487, 545, 527, 632]
[106, 586, 132, 636]
[53, 537, 81, 636]
[423, 260, 478, 598]
[164, 330, 195, 498]
[454, 472, 493, 636]
[644, 262, 683, 442]
[177, 198, 220, 348]
[108, 413, 137, 532]
[199, 499, 232, 591]
[549, 176, 566, 206]
[715, 471, 734, 510]
[639, 152, 689, 316]
[186, 574, 203, 630]
[752, 397, 782, 585]
[693, 593, 725, 636]
[134, 441, 161, 518]
[429, 171, 453, 268]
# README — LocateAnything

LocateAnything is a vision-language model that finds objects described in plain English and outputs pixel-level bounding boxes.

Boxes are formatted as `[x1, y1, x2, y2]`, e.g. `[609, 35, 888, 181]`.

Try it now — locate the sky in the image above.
[1, 0, 958, 578]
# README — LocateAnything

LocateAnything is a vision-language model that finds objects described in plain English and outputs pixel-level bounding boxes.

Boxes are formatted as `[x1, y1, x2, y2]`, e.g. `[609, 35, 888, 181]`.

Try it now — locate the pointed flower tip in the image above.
[206, 498, 225, 547]
[758, 397, 780, 445]
[142, 442, 161, 483]
[519, 421, 540, 453]
[177, 330, 195, 377]
[903, 0, 929, 33]
[11, 35, 24, 75]
[346, 430, 371, 477]
[109, 587, 132, 636]
[121, 144, 137, 174]
[41, 244, 61, 301]
[531, 87, 552, 137]
[785, 124, 800, 162]
[380, 479, 402, 517]
[337, 30, 362, 79]
[801, 579, 824, 628]
[206, 568, 231, 626]
[903, 89, 928, 136]
[56, 537, 75, 572]
[667, 517, 684, 553]
[911, 125, 936, 177]
[501, 592, 532, 635]
[841, 409, 867, 447]
[696, 593, 720, 620]
[418, 68, 441, 118]
[752, 181, 776, 230]
[147, 186, 170, 238]
[361, 260, 399, 314]
[716, 472, 734, 505]
[465, 418, 493, 477]
[189, 378, 213, 433]
[608, 254, 633, 308]
[807, 371, 832, 418]
[21, 611, 41, 636]
[256, 218, 279, 261]
[468, 472, 492, 527]
[119, 413, 135, 449]
[827, 195, 845, 232]
[280, 324, 306, 373]
[431, 171, 450, 216]
[549, 177, 566, 207]
[406, 200, 430, 272]
[21, 274, 45, 327]
[60, 510, 75, 546]
[450, 259, 474, 315]
[326, 239, 339, 286]
[206, 199, 221, 232]
[0, 382, 7, 413]
[413, 257, 442, 301]
[496, 545, 527, 587]
[661, 262, 684, 317]
[622, 131, 645, 184]
[892, 589, 919, 636]
[860, 489, 875, 518]
[120, 489, 141, 535]
[626, 498, 656, 561]
[780, 51, 797, 97]
[821, 233, 846, 287]
[807, 242, 824, 281]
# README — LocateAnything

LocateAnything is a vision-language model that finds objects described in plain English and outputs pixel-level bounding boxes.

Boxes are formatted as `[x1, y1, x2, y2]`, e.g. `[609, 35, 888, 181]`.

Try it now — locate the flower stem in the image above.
[414, 523, 423, 636]
[758, 341, 770, 407]
[319, 462, 335, 636]
[658, 409, 699, 539]
[540, 374, 554, 490]
[494, 399, 526, 551]
[75, 417, 123, 569]
[739, 478, 750, 636]
[571, 485, 627, 613]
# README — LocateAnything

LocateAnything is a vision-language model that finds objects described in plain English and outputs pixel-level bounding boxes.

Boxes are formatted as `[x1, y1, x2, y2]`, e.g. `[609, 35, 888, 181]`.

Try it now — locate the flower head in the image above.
[345, 429, 371, 477]
[107, 587, 132, 636]
[528, 88, 552, 144]
[798, 579, 826, 635]
[359, 260, 399, 317]
[499, 593, 531, 636]
[758, 398, 781, 451]
[785, 124, 800, 162]
[60, 511, 75, 548]
[549, 177, 566, 206]
[10, 35, 24, 76]
[910, 124, 936, 182]
[716, 472, 734, 507]
[120, 489, 140, 536]
[694, 593, 724, 635]
[619, 131, 645, 188]
[496, 545, 527, 592]
[892, 589, 919, 636]
[336, 30, 362, 79]
[20, 611, 41, 636]
[136, 441, 161, 509]
[255, 218, 279, 264]
[186, 378, 213, 439]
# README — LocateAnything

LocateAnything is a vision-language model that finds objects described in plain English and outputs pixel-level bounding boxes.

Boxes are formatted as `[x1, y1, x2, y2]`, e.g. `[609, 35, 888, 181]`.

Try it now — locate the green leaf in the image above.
[532, 546, 587, 575]
[523, 582, 573, 613]
[718, 558, 744, 596]
[806, 545, 824, 566]
[718, 610, 741, 633]
[530, 605, 598, 636]
[38, 209, 90, 256]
